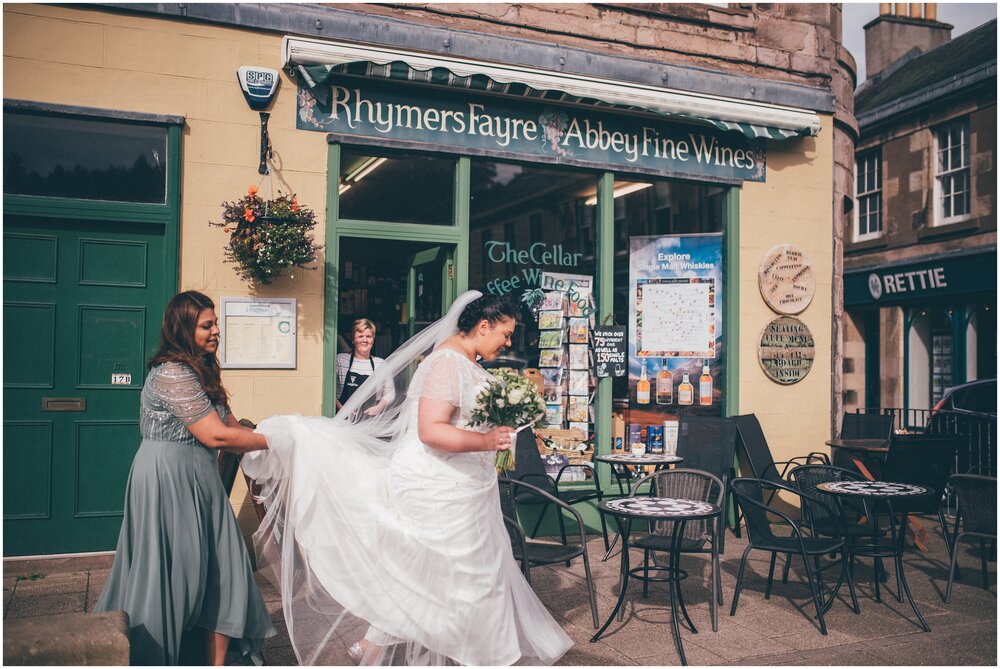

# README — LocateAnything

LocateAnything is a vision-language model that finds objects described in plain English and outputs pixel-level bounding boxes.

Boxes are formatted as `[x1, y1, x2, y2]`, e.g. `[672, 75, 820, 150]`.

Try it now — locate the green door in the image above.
[4, 216, 166, 555]
[407, 245, 456, 338]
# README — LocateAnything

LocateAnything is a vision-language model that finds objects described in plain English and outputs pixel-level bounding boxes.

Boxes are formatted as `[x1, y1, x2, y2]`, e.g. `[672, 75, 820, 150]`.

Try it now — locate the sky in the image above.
[842, 2, 998, 82]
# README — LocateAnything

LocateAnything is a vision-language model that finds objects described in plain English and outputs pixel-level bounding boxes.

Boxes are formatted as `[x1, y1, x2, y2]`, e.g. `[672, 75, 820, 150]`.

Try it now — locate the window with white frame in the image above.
[854, 149, 882, 241]
[934, 118, 972, 225]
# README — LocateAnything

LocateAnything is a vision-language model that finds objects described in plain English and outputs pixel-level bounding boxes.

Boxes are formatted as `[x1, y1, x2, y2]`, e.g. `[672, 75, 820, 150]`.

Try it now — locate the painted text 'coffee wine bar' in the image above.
[298, 78, 767, 183]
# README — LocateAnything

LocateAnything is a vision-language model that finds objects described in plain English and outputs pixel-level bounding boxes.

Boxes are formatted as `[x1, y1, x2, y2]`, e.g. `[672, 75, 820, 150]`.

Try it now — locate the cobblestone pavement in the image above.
[4, 521, 995, 665]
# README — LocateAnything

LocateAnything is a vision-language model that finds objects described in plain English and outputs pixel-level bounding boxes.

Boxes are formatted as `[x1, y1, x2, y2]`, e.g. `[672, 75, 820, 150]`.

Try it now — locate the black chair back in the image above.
[729, 478, 783, 544]
[677, 416, 738, 481]
[636, 468, 724, 545]
[734, 414, 780, 483]
[788, 464, 865, 528]
[949, 473, 997, 536]
[841, 412, 894, 439]
[882, 434, 959, 514]
[511, 429, 555, 491]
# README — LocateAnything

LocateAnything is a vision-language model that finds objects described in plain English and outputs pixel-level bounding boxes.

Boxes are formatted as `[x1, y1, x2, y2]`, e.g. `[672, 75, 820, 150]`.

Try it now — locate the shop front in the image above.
[3, 3, 846, 555]
[285, 34, 833, 504]
[844, 248, 997, 418]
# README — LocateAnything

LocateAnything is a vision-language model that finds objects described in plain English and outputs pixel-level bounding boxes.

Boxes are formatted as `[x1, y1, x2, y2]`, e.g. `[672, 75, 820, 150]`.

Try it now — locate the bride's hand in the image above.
[481, 427, 515, 452]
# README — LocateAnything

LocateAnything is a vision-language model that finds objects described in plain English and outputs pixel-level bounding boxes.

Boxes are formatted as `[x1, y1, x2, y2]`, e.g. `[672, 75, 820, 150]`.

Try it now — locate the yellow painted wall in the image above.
[5, 5, 837, 521]
[4, 4, 330, 429]
[739, 116, 835, 467]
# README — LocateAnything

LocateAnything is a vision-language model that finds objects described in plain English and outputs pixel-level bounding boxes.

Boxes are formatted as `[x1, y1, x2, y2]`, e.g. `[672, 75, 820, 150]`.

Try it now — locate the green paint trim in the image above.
[334, 220, 464, 243]
[322, 144, 341, 417]
[723, 187, 740, 418]
[594, 172, 616, 488]
[454, 156, 471, 294]
[164, 123, 182, 303]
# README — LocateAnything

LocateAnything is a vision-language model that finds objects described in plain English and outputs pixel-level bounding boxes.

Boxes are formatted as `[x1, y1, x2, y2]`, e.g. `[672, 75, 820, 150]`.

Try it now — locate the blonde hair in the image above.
[353, 318, 376, 336]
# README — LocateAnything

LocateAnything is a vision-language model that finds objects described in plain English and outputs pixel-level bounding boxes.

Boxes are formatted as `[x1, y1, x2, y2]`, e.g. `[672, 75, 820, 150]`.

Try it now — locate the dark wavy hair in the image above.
[457, 294, 519, 333]
[148, 291, 229, 409]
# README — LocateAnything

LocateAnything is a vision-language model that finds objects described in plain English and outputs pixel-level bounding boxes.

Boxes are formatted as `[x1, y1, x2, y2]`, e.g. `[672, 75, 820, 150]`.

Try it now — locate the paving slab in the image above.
[1, 520, 994, 666]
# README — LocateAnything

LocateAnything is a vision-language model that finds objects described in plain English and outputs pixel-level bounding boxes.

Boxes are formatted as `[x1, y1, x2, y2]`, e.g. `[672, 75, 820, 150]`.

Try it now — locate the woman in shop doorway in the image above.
[242, 292, 572, 666]
[336, 318, 395, 415]
[95, 291, 275, 665]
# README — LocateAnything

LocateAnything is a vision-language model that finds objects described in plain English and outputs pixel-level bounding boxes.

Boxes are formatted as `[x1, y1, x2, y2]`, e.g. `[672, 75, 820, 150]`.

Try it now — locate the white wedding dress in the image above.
[243, 332, 573, 665]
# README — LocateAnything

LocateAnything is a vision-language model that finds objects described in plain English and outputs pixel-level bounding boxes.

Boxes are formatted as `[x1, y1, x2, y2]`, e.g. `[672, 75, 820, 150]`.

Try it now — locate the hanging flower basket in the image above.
[212, 185, 321, 285]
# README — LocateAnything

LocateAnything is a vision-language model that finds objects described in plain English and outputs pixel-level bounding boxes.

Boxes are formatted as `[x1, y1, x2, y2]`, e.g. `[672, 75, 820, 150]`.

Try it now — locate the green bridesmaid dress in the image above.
[95, 362, 275, 665]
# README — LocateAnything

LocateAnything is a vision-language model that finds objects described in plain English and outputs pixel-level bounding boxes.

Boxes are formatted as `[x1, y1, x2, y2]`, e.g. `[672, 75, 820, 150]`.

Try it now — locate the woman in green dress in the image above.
[96, 291, 275, 665]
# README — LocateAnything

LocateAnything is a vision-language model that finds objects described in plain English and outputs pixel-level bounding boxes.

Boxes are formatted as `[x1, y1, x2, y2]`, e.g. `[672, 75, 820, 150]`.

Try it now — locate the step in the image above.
[3, 610, 129, 665]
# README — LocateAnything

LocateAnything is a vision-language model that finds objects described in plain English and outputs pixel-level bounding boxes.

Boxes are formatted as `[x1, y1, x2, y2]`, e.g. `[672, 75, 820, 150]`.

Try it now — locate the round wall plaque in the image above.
[758, 316, 815, 385]
[758, 244, 815, 315]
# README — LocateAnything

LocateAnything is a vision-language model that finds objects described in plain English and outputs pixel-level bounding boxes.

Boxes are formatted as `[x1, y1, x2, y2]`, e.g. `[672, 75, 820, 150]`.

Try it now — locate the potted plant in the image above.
[212, 185, 321, 285]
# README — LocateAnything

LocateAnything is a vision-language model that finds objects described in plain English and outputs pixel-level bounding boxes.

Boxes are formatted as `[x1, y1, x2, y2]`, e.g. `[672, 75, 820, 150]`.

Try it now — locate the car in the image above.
[927, 378, 996, 475]
[931, 378, 997, 417]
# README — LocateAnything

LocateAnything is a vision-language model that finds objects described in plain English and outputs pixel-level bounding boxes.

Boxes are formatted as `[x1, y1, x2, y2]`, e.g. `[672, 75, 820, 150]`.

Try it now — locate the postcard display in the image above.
[626, 235, 725, 454]
[536, 272, 596, 460]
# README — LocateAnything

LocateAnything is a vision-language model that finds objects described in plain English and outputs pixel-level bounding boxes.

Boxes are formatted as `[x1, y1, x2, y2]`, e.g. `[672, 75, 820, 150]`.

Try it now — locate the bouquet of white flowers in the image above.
[468, 369, 546, 471]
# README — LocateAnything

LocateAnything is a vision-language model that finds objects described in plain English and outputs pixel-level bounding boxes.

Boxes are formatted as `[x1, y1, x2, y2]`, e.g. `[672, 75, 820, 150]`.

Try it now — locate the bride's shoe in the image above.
[348, 642, 364, 665]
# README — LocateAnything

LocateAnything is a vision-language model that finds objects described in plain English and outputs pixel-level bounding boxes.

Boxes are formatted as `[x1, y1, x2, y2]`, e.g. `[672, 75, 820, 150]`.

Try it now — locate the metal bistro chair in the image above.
[676, 415, 738, 554]
[729, 478, 859, 635]
[944, 473, 997, 602]
[733, 414, 829, 534]
[627, 469, 725, 631]
[217, 418, 267, 522]
[836, 412, 895, 474]
[510, 428, 609, 551]
[881, 433, 959, 552]
[497, 476, 601, 628]
[788, 464, 886, 586]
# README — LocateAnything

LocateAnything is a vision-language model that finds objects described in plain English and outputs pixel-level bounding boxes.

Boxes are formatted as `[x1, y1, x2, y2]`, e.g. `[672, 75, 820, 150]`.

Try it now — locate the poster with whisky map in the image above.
[628, 234, 724, 418]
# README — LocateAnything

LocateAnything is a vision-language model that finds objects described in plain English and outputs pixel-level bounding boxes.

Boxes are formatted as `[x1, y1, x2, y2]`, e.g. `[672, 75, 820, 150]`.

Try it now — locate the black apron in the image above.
[339, 353, 377, 411]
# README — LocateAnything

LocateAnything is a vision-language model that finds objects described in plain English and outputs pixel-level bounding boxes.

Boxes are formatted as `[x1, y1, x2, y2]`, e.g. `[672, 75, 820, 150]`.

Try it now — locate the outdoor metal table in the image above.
[592, 496, 721, 666]
[816, 480, 934, 632]
[594, 452, 684, 559]
[825, 438, 889, 480]
[825, 439, 931, 552]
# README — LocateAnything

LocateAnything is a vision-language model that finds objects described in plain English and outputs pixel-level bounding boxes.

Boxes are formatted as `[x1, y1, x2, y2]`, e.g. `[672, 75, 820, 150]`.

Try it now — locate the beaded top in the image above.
[139, 362, 228, 445]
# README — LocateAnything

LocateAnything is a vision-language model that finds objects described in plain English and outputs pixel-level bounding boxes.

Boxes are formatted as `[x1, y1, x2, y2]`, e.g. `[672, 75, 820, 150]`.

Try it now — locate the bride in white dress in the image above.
[242, 292, 573, 666]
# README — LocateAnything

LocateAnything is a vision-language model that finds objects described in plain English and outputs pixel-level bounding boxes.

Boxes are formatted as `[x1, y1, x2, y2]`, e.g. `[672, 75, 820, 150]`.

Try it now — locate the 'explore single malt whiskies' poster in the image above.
[628, 235, 724, 420]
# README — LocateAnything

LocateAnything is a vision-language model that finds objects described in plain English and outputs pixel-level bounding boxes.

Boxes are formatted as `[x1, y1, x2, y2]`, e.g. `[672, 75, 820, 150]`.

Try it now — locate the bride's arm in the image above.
[417, 397, 513, 453]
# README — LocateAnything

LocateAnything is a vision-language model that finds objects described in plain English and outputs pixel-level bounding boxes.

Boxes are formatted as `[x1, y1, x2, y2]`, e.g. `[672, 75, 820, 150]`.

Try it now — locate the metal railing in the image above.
[851, 407, 997, 514]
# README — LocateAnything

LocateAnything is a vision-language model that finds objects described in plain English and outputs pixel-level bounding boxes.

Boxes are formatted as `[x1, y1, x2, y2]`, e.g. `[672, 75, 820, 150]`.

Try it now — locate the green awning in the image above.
[284, 37, 821, 142]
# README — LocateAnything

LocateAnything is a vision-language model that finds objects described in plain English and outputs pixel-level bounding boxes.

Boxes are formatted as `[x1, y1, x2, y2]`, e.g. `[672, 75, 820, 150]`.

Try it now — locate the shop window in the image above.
[3, 111, 167, 203]
[610, 179, 725, 415]
[908, 307, 955, 411]
[339, 149, 455, 225]
[469, 160, 597, 449]
[933, 118, 972, 225]
[967, 304, 996, 381]
[854, 149, 882, 241]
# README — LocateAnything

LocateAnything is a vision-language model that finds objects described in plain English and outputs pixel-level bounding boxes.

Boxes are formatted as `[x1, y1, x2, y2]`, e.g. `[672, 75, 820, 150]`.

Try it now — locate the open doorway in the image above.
[337, 237, 455, 358]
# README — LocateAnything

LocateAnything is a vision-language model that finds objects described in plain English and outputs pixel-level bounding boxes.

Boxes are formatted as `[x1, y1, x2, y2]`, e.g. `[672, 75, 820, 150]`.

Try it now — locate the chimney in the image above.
[864, 3, 953, 80]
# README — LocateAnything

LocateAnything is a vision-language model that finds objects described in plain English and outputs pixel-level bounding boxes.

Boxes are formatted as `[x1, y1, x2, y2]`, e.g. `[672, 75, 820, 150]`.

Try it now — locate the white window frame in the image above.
[933, 118, 972, 226]
[854, 148, 882, 242]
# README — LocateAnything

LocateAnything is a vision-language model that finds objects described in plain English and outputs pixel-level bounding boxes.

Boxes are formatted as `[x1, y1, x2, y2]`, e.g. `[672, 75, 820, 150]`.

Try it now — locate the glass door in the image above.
[407, 245, 455, 339]
[337, 238, 455, 359]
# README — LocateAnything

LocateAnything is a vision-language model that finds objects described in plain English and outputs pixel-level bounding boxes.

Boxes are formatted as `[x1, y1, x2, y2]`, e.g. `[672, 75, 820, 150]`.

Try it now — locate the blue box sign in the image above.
[297, 77, 766, 183]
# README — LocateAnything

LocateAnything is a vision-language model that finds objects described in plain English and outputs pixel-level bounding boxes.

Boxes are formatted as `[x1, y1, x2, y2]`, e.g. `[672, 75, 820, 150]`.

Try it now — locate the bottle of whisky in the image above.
[655, 358, 673, 404]
[699, 364, 713, 406]
[636, 360, 651, 404]
[678, 372, 694, 406]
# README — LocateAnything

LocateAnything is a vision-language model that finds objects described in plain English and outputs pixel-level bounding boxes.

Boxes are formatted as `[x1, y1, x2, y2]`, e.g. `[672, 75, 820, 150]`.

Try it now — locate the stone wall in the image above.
[336, 3, 842, 89]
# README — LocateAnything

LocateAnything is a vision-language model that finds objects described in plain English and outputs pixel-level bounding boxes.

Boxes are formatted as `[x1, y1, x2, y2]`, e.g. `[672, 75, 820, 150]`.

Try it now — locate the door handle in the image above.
[41, 397, 87, 412]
